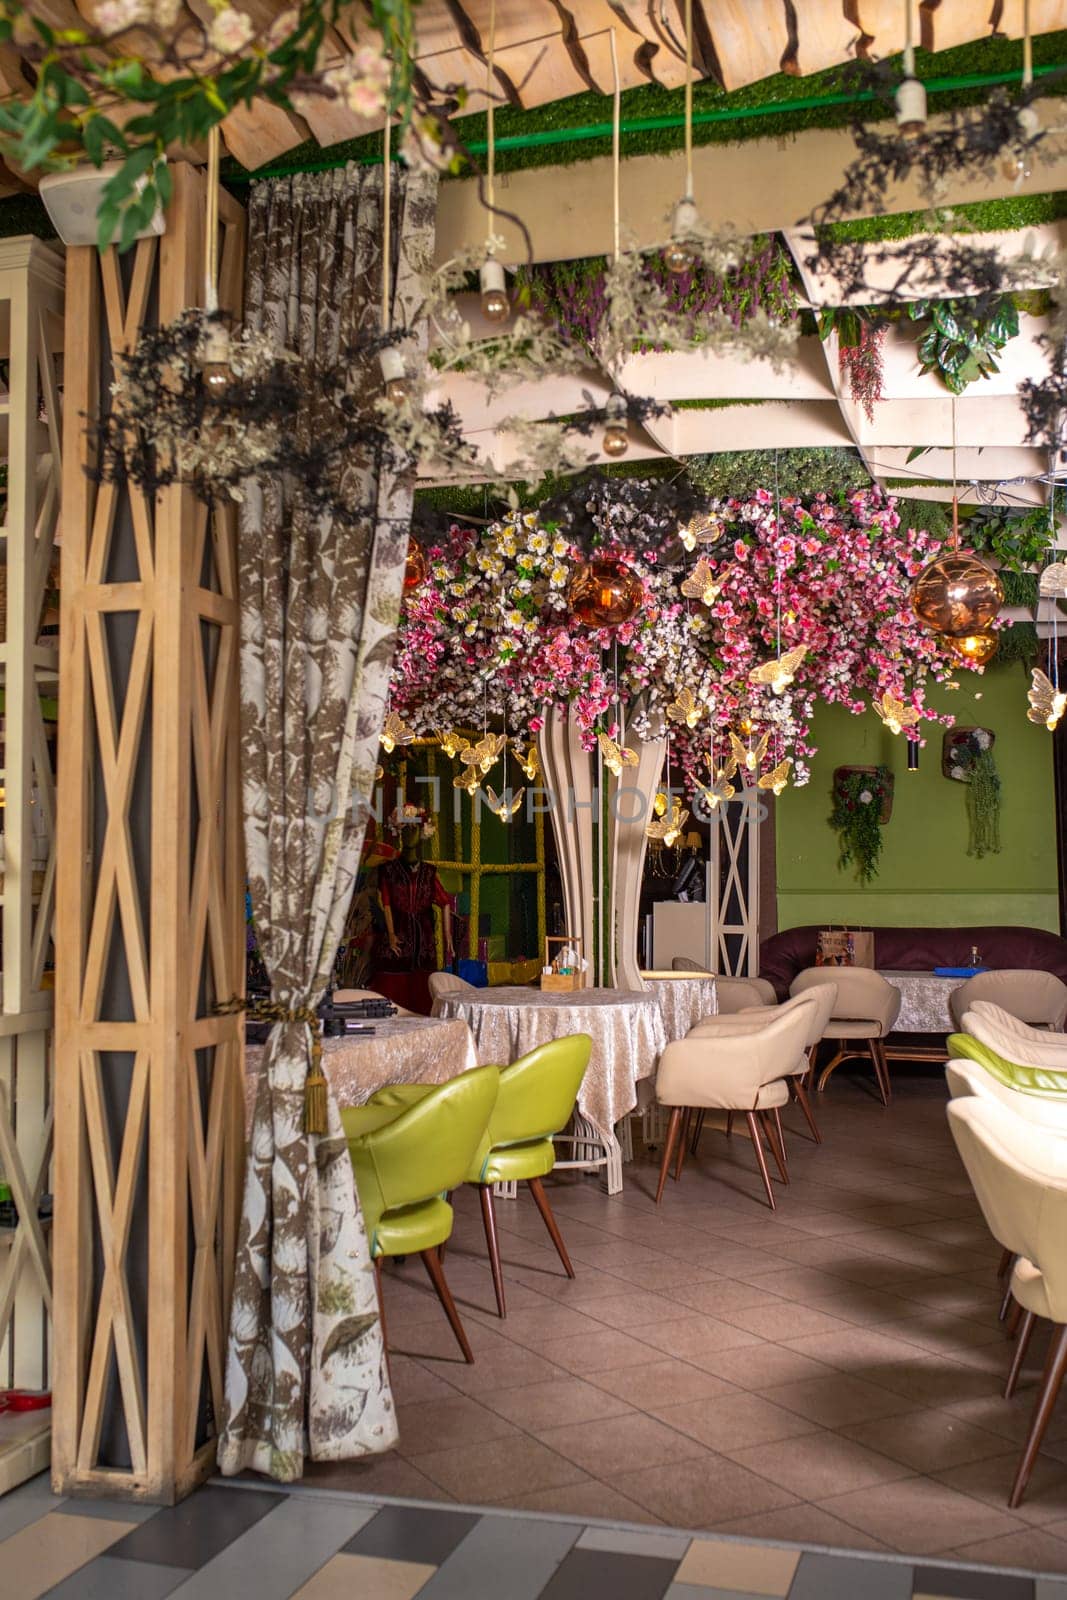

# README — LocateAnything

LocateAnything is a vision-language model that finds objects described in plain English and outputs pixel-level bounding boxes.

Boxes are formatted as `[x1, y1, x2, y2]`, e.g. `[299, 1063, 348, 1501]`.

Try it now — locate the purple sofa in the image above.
[759, 924, 1067, 1002]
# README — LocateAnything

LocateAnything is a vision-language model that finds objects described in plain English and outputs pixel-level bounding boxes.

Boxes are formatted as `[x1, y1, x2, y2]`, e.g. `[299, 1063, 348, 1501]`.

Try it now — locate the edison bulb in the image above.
[379, 345, 410, 405]
[479, 258, 510, 325]
[602, 424, 629, 458]
[201, 361, 231, 396]
[663, 238, 697, 274]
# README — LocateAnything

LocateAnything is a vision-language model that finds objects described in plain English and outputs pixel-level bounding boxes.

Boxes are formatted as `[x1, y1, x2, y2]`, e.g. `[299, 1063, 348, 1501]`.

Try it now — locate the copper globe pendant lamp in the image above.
[567, 555, 643, 628]
[908, 407, 1004, 643]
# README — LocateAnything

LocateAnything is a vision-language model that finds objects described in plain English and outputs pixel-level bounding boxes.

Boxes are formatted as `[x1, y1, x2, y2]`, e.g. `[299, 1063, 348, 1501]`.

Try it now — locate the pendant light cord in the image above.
[903, 0, 914, 78]
[1023, 0, 1033, 88]
[951, 395, 960, 548]
[487, 0, 497, 232]
[205, 122, 220, 312]
[683, 0, 693, 199]
[609, 26, 620, 262]
[381, 115, 392, 333]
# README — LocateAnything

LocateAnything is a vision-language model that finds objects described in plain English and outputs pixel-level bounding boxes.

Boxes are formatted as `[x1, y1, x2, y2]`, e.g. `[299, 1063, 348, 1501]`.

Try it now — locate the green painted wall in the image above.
[775, 664, 1060, 934]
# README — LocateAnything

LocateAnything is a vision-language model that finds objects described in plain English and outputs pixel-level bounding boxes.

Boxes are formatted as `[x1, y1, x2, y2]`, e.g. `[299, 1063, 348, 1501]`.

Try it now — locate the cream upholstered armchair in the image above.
[428, 971, 478, 1012]
[947, 1094, 1067, 1507]
[670, 959, 776, 1011]
[655, 999, 816, 1209]
[963, 1002, 1067, 1067]
[790, 966, 901, 1105]
[950, 970, 1067, 1033]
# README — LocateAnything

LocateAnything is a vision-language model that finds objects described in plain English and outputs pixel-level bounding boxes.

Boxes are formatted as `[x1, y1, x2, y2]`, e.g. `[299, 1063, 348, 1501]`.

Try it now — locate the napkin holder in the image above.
[541, 935, 586, 992]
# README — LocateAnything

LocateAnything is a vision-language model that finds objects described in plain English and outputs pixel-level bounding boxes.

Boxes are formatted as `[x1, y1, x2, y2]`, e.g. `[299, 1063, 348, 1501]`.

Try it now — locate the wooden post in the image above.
[53, 166, 246, 1503]
[0, 238, 64, 1494]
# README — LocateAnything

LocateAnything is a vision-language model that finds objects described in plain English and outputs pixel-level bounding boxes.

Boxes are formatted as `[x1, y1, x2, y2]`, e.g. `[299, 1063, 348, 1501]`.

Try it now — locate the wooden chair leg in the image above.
[1007, 1298, 1024, 1338]
[1011, 1322, 1067, 1507]
[998, 1247, 1015, 1281]
[1006, 1310, 1037, 1399]
[656, 1107, 682, 1205]
[725, 1111, 734, 1138]
[421, 1247, 475, 1363]
[772, 1107, 789, 1181]
[873, 1038, 892, 1105]
[865, 1039, 889, 1107]
[760, 1111, 789, 1184]
[792, 1077, 822, 1144]
[689, 1108, 706, 1156]
[673, 1109, 691, 1181]
[528, 1176, 575, 1278]
[745, 1111, 776, 1210]
[1000, 1280, 1017, 1323]
[479, 1184, 507, 1318]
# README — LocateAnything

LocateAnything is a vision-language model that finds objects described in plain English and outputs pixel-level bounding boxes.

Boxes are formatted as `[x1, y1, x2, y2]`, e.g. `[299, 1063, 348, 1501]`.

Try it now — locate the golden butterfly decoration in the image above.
[758, 758, 793, 796]
[486, 785, 525, 821]
[1039, 561, 1067, 599]
[680, 510, 724, 551]
[374, 764, 384, 781]
[453, 766, 482, 796]
[696, 771, 735, 811]
[666, 687, 703, 729]
[598, 732, 639, 777]
[514, 741, 540, 781]
[1027, 668, 1067, 731]
[871, 693, 921, 736]
[461, 732, 506, 774]
[728, 730, 770, 776]
[646, 798, 689, 846]
[681, 558, 730, 607]
[437, 728, 470, 759]
[706, 747, 740, 781]
[748, 644, 807, 696]
[380, 711, 415, 754]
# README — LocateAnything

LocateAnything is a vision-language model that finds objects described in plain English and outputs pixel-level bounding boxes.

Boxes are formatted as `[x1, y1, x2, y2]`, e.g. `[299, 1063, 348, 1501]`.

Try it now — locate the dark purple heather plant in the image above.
[518, 235, 798, 354]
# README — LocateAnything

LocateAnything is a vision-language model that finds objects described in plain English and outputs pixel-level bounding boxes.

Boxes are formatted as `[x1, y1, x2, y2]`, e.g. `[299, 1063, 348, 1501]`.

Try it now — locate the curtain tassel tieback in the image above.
[215, 996, 329, 1135]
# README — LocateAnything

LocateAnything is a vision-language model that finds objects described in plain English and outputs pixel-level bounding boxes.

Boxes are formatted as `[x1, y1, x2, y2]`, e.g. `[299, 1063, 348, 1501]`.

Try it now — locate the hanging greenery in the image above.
[829, 766, 893, 884]
[817, 308, 887, 421]
[945, 730, 1002, 857]
[907, 295, 1020, 394]
[965, 503, 1057, 571]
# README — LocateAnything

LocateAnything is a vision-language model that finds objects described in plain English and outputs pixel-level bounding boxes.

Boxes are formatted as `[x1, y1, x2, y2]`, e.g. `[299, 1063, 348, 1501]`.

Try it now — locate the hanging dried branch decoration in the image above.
[96, 307, 476, 522]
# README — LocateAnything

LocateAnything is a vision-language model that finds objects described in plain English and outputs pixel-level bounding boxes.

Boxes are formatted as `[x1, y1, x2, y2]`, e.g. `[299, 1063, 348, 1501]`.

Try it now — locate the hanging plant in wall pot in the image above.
[943, 727, 1002, 859]
[830, 765, 894, 885]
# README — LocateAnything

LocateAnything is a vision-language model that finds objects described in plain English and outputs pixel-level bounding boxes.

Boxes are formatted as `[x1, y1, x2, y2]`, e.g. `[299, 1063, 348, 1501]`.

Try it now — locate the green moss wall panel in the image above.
[774, 664, 1059, 934]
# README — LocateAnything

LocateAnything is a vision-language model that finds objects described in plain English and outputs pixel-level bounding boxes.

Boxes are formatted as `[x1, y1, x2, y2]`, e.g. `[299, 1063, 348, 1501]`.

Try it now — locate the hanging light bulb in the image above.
[663, 196, 699, 275]
[602, 394, 629, 458]
[1002, 105, 1040, 181]
[379, 345, 410, 405]
[200, 320, 232, 397]
[895, 73, 927, 136]
[479, 258, 510, 325]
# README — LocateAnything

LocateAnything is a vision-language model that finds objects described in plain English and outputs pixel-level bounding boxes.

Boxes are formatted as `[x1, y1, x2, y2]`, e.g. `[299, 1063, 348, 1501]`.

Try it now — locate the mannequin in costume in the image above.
[374, 803, 454, 1014]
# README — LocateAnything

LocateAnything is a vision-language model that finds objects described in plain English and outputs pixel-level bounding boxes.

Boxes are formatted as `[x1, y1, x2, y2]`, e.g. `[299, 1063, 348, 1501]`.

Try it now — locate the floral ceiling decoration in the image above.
[388, 481, 980, 790]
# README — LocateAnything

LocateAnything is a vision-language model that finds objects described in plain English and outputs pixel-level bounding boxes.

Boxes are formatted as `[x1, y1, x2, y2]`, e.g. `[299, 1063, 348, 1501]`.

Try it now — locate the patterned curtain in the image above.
[218, 163, 437, 1482]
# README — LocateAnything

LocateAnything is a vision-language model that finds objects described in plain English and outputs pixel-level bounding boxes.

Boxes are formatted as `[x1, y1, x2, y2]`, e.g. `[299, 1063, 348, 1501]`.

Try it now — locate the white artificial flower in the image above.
[209, 5, 254, 53]
[859, 789, 873, 805]
[976, 730, 991, 749]
[94, 0, 148, 30]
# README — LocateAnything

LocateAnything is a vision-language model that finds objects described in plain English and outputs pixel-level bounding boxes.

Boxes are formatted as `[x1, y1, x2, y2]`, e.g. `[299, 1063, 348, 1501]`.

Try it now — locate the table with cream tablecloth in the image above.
[645, 975, 719, 1041]
[879, 969, 967, 1034]
[244, 1015, 478, 1131]
[434, 985, 668, 1193]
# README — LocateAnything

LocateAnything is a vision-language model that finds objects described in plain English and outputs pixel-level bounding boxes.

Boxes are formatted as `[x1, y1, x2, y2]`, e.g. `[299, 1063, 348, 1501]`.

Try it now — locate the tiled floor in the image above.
[302, 1070, 1067, 1571]
[5, 1473, 1067, 1599]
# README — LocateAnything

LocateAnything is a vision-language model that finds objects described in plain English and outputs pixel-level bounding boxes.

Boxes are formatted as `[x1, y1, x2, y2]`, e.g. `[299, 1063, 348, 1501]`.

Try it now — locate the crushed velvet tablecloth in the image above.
[244, 1015, 478, 1130]
[646, 975, 719, 1041]
[434, 985, 668, 1140]
[880, 969, 964, 1033]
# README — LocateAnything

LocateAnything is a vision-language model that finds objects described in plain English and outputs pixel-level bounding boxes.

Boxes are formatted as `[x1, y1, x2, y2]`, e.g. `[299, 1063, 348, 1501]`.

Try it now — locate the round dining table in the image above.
[433, 985, 669, 1193]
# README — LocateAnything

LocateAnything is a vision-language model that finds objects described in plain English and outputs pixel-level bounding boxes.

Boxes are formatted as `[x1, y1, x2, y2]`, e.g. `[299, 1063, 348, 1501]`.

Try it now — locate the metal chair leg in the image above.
[1010, 1322, 1067, 1507]
[528, 1176, 575, 1279]
[745, 1111, 776, 1210]
[478, 1184, 507, 1317]
[656, 1107, 682, 1205]
[1006, 1310, 1037, 1399]
[421, 1247, 475, 1363]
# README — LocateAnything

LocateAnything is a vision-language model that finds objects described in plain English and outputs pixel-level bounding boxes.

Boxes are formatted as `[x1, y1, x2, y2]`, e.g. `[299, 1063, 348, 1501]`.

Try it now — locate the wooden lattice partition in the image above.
[53, 166, 246, 1503]
[0, 238, 64, 1493]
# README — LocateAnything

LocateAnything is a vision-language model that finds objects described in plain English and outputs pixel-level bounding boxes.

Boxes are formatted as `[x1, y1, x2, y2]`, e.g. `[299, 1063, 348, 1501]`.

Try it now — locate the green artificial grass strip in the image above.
[671, 397, 769, 410]
[222, 32, 1067, 187]
[818, 189, 1067, 243]
[1001, 569, 1040, 607]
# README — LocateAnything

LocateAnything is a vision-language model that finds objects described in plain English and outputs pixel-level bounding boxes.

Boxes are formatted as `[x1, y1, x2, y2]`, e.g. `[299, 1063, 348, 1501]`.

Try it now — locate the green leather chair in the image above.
[467, 1035, 592, 1317]
[341, 1063, 499, 1364]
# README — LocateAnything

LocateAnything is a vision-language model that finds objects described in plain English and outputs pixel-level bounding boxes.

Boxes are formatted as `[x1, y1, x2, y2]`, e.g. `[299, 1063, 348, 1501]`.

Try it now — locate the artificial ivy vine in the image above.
[829, 767, 893, 885]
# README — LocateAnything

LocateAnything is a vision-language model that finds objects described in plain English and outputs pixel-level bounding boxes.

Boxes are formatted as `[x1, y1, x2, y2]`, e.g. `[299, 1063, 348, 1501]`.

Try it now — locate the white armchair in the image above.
[963, 1002, 1067, 1071]
[948, 1094, 1067, 1506]
[655, 1001, 816, 1210]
